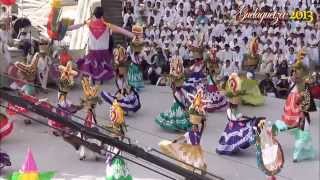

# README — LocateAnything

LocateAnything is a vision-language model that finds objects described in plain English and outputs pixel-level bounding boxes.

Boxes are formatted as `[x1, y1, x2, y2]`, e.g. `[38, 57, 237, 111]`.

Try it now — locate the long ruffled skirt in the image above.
[291, 128, 316, 162]
[127, 63, 144, 90]
[77, 50, 114, 81]
[216, 119, 256, 155]
[206, 85, 228, 112]
[272, 120, 316, 162]
[159, 140, 207, 172]
[183, 71, 205, 93]
[155, 102, 191, 131]
[106, 157, 133, 180]
[240, 79, 265, 106]
[101, 91, 141, 113]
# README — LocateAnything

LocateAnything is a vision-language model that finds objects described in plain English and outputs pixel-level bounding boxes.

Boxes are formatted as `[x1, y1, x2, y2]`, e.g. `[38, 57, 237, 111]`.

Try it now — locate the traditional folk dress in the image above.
[185, 60, 227, 112]
[48, 93, 78, 131]
[127, 47, 144, 91]
[159, 128, 207, 173]
[240, 78, 265, 106]
[105, 146, 132, 180]
[101, 76, 141, 113]
[155, 87, 191, 131]
[80, 77, 101, 128]
[255, 121, 284, 179]
[280, 84, 316, 162]
[49, 62, 79, 133]
[77, 19, 114, 82]
[216, 108, 257, 155]
[205, 76, 228, 112]
[183, 61, 206, 93]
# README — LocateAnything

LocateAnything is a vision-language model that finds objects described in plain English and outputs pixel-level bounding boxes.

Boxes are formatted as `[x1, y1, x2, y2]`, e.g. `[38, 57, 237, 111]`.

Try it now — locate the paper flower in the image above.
[7, 148, 55, 180]
[15, 54, 39, 82]
[58, 61, 78, 81]
[227, 73, 242, 95]
[110, 100, 125, 128]
[47, 0, 74, 40]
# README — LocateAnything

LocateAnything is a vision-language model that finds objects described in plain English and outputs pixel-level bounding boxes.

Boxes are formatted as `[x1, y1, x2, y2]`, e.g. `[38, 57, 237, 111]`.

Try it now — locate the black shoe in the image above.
[24, 119, 31, 125]
[52, 131, 60, 137]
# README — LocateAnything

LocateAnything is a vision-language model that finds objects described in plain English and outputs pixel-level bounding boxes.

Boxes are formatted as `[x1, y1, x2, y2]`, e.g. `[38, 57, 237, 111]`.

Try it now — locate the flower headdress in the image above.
[81, 77, 100, 101]
[293, 49, 309, 84]
[226, 73, 242, 105]
[15, 54, 39, 82]
[110, 100, 125, 128]
[58, 61, 78, 99]
[169, 56, 184, 77]
[131, 24, 144, 53]
[188, 86, 209, 124]
[113, 45, 127, 64]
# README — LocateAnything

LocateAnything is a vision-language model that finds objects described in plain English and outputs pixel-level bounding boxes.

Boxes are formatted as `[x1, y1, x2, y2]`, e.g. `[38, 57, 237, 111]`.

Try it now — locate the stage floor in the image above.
[1, 82, 319, 180]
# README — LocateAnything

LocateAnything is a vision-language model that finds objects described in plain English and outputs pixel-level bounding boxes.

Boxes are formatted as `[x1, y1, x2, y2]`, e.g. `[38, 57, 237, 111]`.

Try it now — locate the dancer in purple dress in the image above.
[216, 100, 260, 155]
[71, 7, 134, 84]
[0, 150, 11, 170]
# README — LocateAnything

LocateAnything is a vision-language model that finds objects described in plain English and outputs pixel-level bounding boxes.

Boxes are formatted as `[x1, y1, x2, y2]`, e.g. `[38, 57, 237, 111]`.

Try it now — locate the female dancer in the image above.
[216, 98, 259, 155]
[280, 59, 316, 162]
[217, 74, 261, 155]
[49, 61, 79, 136]
[159, 119, 207, 174]
[72, 6, 134, 85]
[127, 24, 144, 91]
[105, 100, 132, 180]
[101, 78, 141, 114]
[80, 77, 102, 128]
[155, 57, 191, 131]
[101, 45, 141, 114]
[184, 58, 206, 93]
[255, 120, 284, 180]
[204, 48, 228, 112]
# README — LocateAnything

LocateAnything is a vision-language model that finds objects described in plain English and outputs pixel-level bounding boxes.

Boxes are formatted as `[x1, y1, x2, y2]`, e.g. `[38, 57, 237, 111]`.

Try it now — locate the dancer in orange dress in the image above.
[276, 53, 317, 162]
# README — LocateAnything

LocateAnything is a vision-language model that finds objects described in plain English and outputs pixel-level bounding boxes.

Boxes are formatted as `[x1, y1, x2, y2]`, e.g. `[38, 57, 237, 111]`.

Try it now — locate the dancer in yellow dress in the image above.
[159, 119, 207, 174]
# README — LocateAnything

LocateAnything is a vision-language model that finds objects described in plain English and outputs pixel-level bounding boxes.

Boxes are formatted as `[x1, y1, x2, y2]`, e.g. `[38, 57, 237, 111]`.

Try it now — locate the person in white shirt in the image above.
[220, 59, 235, 80]
[0, 19, 11, 76]
[220, 44, 234, 63]
[307, 33, 319, 66]
[286, 47, 296, 65]
[233, 46, 243, 70]
[260, 47, 274, 74]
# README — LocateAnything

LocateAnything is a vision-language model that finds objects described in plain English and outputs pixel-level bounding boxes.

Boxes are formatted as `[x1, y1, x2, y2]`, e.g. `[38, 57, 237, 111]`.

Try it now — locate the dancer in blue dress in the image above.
[216, 98, 260, 155]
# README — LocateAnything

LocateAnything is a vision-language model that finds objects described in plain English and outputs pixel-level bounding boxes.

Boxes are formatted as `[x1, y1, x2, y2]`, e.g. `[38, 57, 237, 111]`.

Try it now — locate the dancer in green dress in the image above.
[127, 24, 144, 91]
[155, 56, 191, 131]
[106, 100, 132, 180]
[240, 72, 265, 106]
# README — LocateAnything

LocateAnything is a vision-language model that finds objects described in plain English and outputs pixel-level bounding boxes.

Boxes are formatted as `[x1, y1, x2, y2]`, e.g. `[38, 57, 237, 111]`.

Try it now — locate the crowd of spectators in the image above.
[120, 0, 320, 98]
